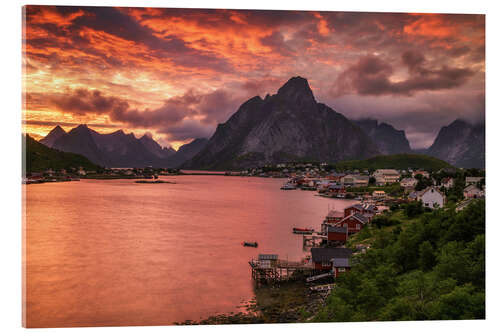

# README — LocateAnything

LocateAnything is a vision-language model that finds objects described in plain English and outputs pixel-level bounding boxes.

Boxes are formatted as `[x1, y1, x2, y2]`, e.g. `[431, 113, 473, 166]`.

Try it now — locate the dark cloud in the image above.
[23, 120, 119, 128]
[158, 119, 214, 141]
[43, 87, 243, 141]
[332, 52, 474, 97]
[260, 32, 295, 57]
[48, 89, 129, 116]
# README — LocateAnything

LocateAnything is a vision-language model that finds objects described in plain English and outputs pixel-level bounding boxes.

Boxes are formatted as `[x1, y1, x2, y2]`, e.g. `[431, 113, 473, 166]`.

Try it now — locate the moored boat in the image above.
[242, 241, 258, 247]
[293, 227, 314, 234]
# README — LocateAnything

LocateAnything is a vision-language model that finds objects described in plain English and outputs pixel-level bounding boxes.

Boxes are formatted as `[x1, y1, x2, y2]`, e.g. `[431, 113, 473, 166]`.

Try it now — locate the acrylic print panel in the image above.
[22, 5, 485, 327]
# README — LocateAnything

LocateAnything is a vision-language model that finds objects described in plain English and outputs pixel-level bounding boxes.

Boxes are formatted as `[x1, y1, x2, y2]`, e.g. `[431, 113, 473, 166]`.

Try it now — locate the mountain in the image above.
[166, 138, 209, 168]
[184, 77, 379, 170]
[354, 119, 411, 155]
[426, 119, 485, 169]
[42, 125, 173, 168]
[139, 133, 176, 159]
[24, 134, 101, 174]
[39, 125, 67, 147]
[333, 153, 453, 172]
[52, 124, 106, 166]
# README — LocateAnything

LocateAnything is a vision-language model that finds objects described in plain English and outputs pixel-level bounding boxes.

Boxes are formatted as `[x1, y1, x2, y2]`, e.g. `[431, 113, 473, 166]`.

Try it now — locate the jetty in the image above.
[302, 232, 327, 247]
[249, 254, 314, 286]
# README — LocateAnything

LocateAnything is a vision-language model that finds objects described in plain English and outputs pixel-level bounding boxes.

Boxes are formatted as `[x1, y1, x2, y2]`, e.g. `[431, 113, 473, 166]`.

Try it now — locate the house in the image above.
[463, 185, 484, 199]
[340, 174, 369, 187]
[328, 172, 346, 182]
[344, 203, 377, 218]
[324, 209, 344, 224]
[331, 257, 351, 278]
[321, 209, 345, 233]
[327, 184, 346, 196]
[419, 186, 445, 209]
[310, 247, 352, 271]
[335, 213, 370, 233]
[373, 169, 400, 185]
[258, 254, 278, 269]
[400, 177, 418, 190]
[327, 226, 348, 244]
[465, 177, 484, 186]
[412, 170, 430, 178]
[441, 177, 454, 189]
[372, 190, 386, 198]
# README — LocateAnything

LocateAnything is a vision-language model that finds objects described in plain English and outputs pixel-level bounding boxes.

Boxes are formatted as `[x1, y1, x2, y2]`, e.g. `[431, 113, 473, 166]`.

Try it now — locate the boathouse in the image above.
[311, 247, 352, 271]
[327, 226, 348, 243]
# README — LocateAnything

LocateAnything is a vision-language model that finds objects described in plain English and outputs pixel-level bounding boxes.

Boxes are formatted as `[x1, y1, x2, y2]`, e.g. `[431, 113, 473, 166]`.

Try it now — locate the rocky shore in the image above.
[175, 280, 327, 325]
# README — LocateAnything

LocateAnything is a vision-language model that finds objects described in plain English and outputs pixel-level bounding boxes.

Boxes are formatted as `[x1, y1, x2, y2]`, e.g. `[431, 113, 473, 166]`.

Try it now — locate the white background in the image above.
[1, 0, 498, 332]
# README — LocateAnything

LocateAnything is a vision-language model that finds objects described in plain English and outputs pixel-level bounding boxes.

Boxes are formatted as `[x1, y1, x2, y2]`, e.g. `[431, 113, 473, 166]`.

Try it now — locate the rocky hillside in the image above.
[426, 119, 485, 169]
[354, 119, 411, 155]
[184, 77, 380, 170]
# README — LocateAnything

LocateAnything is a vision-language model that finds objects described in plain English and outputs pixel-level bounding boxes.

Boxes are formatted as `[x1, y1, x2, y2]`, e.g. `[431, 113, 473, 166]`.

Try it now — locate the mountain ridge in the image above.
[184, 76, 380, 170]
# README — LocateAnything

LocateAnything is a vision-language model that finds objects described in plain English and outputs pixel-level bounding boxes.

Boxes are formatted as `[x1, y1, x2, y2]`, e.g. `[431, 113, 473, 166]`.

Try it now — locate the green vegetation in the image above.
[333, 154, 453, 172]
[315, 199, 485, 321]
[346, 183, 403, 196]
[24, 135, 102, 174]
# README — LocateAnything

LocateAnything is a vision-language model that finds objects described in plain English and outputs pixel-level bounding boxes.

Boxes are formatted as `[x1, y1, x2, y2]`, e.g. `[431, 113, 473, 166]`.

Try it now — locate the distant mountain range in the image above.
[39, 125, 207, 168]
[36, 77, 484, 170]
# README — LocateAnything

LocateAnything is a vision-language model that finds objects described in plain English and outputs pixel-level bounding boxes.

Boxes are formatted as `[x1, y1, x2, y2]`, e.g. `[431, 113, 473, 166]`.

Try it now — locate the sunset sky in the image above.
[22, 6, 485, 150]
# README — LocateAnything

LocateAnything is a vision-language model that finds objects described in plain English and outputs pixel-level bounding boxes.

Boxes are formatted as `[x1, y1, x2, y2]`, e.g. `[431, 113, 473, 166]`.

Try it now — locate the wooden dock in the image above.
[302, 232, 327, 247]
[249, 257, 314, 285]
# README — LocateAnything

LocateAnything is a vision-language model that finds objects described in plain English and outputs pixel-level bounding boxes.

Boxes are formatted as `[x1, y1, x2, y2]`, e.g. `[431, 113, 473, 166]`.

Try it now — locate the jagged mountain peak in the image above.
[276, 76, 315, 105]
[39, 125, 67, 148]
[184, 76, 379, 170]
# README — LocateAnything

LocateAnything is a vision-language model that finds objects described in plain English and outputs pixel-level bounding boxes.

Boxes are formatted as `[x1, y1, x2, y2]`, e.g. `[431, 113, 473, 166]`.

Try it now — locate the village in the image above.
[247, 164, 485, 297]
[22, 166, 182, 184]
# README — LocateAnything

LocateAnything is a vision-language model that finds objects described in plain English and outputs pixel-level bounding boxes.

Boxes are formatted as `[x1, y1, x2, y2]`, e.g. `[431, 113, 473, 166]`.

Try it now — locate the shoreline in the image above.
[176, 279, 326, 325]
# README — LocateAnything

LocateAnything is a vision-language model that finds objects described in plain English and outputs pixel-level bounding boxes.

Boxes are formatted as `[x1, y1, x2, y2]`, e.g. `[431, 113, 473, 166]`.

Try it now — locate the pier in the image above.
[302, 232, 327, 247]
[249, 254, 314, 286]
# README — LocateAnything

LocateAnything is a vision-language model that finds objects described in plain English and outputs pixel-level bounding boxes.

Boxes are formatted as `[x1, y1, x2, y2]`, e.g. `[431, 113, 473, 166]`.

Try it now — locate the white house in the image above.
[373, 169, 400, 185]
[418, 186, 445, 209]
[441, 177, 454, 189]
[400, 177, 418, 189]
[412, 170, 430, 179]
[463, 185, 484, 199]
[465, 177, 484, 186]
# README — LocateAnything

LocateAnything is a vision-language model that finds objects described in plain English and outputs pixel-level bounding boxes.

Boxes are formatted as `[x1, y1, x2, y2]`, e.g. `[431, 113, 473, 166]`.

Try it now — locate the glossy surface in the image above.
[24, 176, 356, 327]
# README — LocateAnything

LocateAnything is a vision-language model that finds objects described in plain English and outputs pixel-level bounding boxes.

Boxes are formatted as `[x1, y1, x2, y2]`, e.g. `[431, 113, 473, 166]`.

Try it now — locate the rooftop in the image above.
[311, 247, 352, 262]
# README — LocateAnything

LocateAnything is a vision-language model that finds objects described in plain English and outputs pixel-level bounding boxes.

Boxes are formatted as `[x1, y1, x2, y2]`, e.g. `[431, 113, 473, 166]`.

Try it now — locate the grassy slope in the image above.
[334, 153, 453, 171]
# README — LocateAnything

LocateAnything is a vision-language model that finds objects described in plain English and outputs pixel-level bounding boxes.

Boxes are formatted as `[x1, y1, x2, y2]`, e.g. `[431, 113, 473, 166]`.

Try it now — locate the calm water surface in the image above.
[24, 176, 356, 327]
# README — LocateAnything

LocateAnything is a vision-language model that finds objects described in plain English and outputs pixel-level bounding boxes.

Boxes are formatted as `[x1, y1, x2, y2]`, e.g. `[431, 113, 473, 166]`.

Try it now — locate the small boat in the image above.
[242, 241, 258, 248]
[280, 183, 297, 190]
[293, 227, 314, 234]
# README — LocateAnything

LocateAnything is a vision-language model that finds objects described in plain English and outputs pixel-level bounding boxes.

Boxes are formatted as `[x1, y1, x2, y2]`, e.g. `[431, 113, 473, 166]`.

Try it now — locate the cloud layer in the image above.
[23, 6, 485, 149]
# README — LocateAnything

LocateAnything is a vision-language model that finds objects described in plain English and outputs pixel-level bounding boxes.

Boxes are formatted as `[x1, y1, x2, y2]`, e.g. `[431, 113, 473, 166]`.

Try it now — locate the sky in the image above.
[22, 6, 485, 150]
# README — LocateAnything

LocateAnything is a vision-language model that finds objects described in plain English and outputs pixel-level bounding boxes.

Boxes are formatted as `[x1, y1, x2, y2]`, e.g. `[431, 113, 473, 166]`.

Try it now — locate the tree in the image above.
[419, 241, 436, 271]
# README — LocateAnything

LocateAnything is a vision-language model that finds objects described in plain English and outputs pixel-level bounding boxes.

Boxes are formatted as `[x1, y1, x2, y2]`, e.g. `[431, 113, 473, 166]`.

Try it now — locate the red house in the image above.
[332, 257, 351, 278]
[334, 213, 369, 234]
[344, 203, 377, 218]
[327, 226, 348, 243]
[311, 247, 352, 271]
